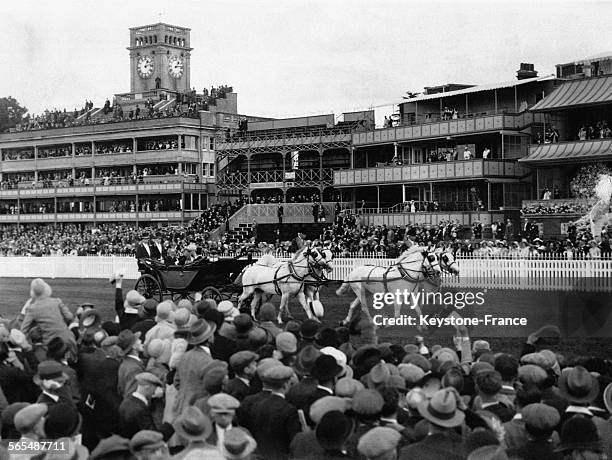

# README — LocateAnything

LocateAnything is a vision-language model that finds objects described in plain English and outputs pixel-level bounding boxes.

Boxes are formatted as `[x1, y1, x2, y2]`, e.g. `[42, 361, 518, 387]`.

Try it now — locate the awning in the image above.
[530, 75, 612, 111]
[520, 139, 612, 164]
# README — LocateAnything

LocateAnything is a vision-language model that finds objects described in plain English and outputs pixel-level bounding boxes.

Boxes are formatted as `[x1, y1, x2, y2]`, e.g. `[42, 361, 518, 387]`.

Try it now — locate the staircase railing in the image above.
[208, 204, 249, 241]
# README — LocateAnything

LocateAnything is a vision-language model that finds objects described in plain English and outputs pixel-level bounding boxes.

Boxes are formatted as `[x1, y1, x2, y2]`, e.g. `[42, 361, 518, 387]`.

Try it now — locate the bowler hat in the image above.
[173, 406, 213, 442]
[311, 355, 343, 382]
[44, 403, 81, 439]
[116, 330, 141, 354]
[558, 366, 599, 404]
[316, 411, 354, 451]
[187, 319, 216, 345]
[47, 337, 68, 359]
[233, 314, 253, 335]
[300, 319, 319, 339]
[556, 416, 603, 453]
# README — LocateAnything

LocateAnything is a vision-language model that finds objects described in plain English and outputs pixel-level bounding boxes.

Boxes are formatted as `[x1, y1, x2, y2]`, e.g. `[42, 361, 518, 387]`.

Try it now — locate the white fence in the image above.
[1, 256, 611, 292]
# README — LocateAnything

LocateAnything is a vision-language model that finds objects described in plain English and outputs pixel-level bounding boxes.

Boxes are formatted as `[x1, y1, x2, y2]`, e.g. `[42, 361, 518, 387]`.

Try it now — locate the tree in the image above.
[570, 163, 612, 199]
[0, 97, 28, 132]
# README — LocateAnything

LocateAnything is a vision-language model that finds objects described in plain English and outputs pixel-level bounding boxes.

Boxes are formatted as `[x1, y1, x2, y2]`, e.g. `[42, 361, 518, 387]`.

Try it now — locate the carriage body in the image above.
[135, 257, 254, 303]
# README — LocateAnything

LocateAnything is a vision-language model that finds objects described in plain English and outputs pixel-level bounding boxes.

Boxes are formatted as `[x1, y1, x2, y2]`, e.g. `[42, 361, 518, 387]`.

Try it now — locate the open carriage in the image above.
[134, 256, 254, 303]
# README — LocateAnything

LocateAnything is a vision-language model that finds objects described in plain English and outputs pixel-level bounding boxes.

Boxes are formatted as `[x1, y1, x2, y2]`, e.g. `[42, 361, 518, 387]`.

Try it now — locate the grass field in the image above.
[2, 277, 611, 360]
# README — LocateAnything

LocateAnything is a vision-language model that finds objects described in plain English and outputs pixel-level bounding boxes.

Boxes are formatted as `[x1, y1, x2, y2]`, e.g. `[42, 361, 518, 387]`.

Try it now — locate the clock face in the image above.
[168, 56, 184, 79]
[137, 56, 154, 78]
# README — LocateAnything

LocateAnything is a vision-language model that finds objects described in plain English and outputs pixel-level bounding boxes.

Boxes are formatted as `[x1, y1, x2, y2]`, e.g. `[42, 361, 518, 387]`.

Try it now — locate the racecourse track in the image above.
[1, 278, 611, 359]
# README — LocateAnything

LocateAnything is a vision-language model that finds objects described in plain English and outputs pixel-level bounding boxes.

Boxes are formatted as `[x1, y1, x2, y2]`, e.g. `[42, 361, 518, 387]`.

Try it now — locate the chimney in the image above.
[517, 63, 538, 80]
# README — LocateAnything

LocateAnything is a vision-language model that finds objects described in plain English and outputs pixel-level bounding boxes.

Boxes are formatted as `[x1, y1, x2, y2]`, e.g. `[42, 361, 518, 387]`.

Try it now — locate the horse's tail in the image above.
[336, 281, 350, 296]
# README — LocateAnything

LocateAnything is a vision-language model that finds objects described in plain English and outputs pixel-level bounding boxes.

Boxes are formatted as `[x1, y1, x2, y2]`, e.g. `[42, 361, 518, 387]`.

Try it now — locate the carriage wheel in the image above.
[135, 274, 163, 302]
[201, 286, 223, 304]
[172, 292, 197, 304]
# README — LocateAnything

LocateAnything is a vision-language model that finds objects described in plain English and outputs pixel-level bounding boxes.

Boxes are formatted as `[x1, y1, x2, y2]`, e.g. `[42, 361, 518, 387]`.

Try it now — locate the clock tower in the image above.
[128, 23, 192, 93]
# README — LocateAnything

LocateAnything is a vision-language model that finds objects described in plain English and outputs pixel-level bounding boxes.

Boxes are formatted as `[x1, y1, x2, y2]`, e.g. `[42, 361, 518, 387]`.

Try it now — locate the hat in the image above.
[130, 430, 166, 452]
[196, 299, 218, 318]
[230, 350, 258, 374]
[418, 388, 465, 428]
[124, 290, 145, 314]
[173, 406, 213, 441]
[351, 389, 384, 415]
[261, 365, 294, 384]
[353, 345, 383, 371]
[300, 319, 319, 339]
[320, 346, 347, 367]
[203, 361, 229, 392]
[309, 396, 348, 424]
[30, 278, 52, 298]
[403, 344, 419, 354]
[311, 355, 343, 382]
[520, 352, 550, 369]
[78, 310, 101, 330]
[1, 402, 29, 429]
[556, 416, 603, 453]
[116, 330, 141, 354]
[558, 366, 599, 404]
[357, 427, 402, 459]
[472, 340, 490, 354]
[401, 353, 431, 372]
[233, 314, 253, 335]
[517, 364, 548, 386]
[335, 377, 365, 398]
[9, 329, 29, 349]
[14, 404, 47, 432]
[259, 303, 276, 322]
[257, 358, 283, 380]
[208, 393, 240, 414]
[467, 445, 508, 460]
[398, 363, 425, 385]
[220, 427, 257, 460]
[155, 301, 174, 322]
[405, 388, 427, 409]
[471, 361, 495, 377]
[177, 299, 193, 312]
[294, 345, 321, 376]
[35, 360, 68, 383]
[135, 372, 163, 387]
[433, 347, 459, 364]
[276, 332, 297, 354]
[46, 337, 68, 359]
[248, 327, 268, 349]
[44, 403, 81, 439]
[316, 411, 354, 451]
[146, 338, 165, 359]
[174, 308, 191, 329]
[90, 435, 131, 459]
[386, 375, 407, 392]
[188, 319, 217, 345]
[366, 362, 391, 389]
[218, 301, 239, 319]
[521, 403, 560, 434]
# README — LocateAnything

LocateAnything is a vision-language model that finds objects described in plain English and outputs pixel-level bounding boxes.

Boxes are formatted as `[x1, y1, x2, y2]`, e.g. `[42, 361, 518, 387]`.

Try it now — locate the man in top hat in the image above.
[172, 406, 218, 459]
[117, 330, 145, 399]
[237, 365, 301, 459]
[46, 336, 81, 405]
[314, 411, 355, 460]
[33, 360, 74, 408]
[14, 403, 47, 443]
[135, 233, 154, 260]
[398, 388, 465, 460]
[130, 430, 171, 460]
[226, 350, 258, 401]
[206, 393, 241, 448]
[118, 372, 170, 439]
[173, 319, 216, 418]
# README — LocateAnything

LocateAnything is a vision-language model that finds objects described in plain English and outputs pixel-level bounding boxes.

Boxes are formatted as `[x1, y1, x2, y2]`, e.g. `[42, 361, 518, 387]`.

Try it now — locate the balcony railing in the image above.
[216, 127, 353, 151]
[217, 168, 335, 189]
[0, 210, 186, 223]
[521, 198, 594, 216]
[334, 159, 529, 186]
[352, 112, 543, 146]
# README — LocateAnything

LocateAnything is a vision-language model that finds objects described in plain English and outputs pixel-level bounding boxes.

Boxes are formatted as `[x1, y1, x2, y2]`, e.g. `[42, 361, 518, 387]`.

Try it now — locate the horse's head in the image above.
[305, 247, 333, 273]
[436, 246, 460, 274]
[422, 249, 442, 276]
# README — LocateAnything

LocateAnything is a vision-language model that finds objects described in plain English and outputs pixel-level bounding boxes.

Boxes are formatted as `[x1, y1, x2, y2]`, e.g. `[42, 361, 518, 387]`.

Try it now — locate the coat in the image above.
[173, 347, 213, 417]
[398, 431, 464, 460]
[118, 394, 155, 438]
[21, 296, 76, 354]
[117, 356, 145, 400]
[224, 377, 254, 402]
[237, 391, 301, 460]
[0, 363, 38, 403]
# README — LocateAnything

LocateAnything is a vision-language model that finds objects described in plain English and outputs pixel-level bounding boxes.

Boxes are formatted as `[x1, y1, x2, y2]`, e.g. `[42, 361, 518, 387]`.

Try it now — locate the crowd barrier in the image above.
[1, 256, 611, 292]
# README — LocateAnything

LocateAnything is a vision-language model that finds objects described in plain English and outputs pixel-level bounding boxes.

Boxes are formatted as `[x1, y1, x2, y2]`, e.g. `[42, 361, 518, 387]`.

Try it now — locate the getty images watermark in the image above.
[371, 289, 529, 328]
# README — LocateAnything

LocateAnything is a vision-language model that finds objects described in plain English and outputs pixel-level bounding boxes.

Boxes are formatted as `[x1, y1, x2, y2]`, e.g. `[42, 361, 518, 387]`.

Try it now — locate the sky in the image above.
[2, 0, 612, 124]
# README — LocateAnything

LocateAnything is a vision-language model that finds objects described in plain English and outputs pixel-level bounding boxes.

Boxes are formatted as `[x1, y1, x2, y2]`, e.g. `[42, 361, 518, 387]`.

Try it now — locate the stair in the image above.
[224, 222, 254, 244]
[255, 223, 329, 243]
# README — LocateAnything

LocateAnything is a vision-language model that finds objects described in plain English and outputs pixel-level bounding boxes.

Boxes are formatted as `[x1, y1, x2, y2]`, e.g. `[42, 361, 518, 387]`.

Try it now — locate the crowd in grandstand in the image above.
[0, 275, 610, 459]
[578, 121, 612, 140]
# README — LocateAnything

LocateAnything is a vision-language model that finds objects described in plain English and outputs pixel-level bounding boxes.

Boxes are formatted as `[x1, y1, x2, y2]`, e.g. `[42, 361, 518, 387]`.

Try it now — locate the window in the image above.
[209, 138, 215, 150]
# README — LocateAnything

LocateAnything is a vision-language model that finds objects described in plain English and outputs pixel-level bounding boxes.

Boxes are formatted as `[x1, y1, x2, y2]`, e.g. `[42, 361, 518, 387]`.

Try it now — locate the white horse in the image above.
[336, 247, 443, 325]
[239, 247, 333, 323]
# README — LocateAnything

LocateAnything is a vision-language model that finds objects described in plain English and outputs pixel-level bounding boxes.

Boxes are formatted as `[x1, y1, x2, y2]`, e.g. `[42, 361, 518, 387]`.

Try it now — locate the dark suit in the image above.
[118, 394, 155, 438]
[507, 440, 561, 460]
[0, 363, 38, 403]
[135, 242, 153, 260]
[398, 431, 464, 460]
[131, 319, 156, 337]
[225, 377, 254, 402]
[303, 386, 333, 427]
[481, 402, 515, 423]
[36, 389, 73, 408]
[237, 391, 301, 460]
[286, 377, 317, 412]
[210, 334, 237, 363]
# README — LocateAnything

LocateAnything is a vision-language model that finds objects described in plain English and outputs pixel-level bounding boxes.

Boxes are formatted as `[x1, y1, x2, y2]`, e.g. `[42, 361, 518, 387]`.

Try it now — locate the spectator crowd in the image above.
[0, 275, 610, 459]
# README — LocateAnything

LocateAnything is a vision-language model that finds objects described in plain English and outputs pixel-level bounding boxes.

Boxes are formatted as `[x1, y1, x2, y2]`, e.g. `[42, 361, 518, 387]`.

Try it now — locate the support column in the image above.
[246, 153, 251, 189]
[281, 151, 287, 202]
[34, 146, 38, 182]
[376, 185, 380, 212]
[494, 89, 498, 113]
[402, 184, 406, 204]
[318, 148, 324, 198]
[430, 182, 433, 202]
[501, 133, 505, 160]
[487, 182, 492, 211]
[393, 142, 398, 158]
[350, 147, 355, 169]
[401, 145, 405, 164]
[465, 94, 469, 116]
[365, 151, 369, 168]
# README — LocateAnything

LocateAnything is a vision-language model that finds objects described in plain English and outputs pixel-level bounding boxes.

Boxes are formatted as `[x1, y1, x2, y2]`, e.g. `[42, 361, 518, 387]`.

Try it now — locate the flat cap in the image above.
[229, 350, 258, 372]
[276, 332, 297, 354]
[401, 353, 431, 372]
[135, 372, 163, 387]
[351, 389, 384, 415]
[357, 427, 402, 458]
[130, 430, 165, 452]
[90, 434, 131, 459]
[261, 365, 294, 384]
[256, 358, 283, 379]
[398, 363, 425, 384]
[335, 377, 365, 398]
[522, 403, 560, 432]
[14, 404, 47, 432]
[309, 396, 348, 425]
[208, 393, 240, 413]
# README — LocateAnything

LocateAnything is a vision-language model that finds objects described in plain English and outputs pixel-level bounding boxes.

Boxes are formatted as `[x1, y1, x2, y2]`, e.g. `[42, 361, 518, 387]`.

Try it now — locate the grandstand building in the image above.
[0, 23, 248, 227]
